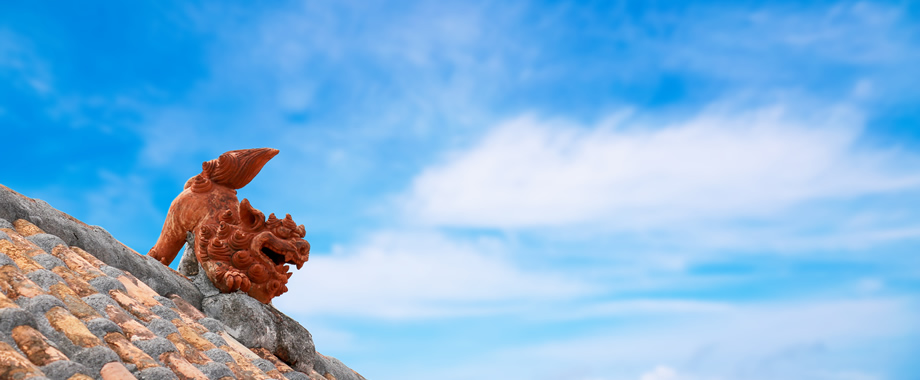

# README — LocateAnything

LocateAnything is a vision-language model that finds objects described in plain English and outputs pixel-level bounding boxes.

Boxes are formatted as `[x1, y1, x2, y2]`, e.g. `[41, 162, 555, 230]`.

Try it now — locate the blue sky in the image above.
[3, 1, 920, 379]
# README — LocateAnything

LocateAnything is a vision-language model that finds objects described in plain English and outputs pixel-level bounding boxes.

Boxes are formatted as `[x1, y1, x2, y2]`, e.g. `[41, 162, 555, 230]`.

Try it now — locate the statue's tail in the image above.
[185, 148, 279, 192]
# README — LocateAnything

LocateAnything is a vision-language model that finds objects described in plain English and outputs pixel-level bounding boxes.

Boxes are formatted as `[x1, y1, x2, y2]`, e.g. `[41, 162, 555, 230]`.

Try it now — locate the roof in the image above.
[0, 184, 364, 380]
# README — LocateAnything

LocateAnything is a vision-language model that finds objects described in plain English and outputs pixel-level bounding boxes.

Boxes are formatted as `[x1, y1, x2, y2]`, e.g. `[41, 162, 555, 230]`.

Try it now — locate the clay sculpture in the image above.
[148, 148, 310, 303]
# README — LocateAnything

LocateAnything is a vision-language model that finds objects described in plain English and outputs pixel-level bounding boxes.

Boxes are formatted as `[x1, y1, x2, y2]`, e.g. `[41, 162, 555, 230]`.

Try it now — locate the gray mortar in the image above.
[153, 295, 178, 309]
[135, 336, 178, 359]
[0, 308, 36, 333]
[88, 275, 127, 294]
[26, 233, 66, 254]
[198, 318, 226, 333]
[26, 269, 65, 290]
[0, 185, 204, 308]
[146, 317, 179, 338]
[85, 317, 123, 340]
[201, 332, 227, 348]
[197, 361, 235, 379]
[73, 345, 120, 376]
[151, 305, 181, 321]
[0, 230, 9, 242]
[82, 293, 122, 317]
[284, 371, 311, 380]
[253, 358, 277, 373]
[203, 347, 234, 364]
[136, 366, 179, 380]
[40, 360, 91, 379]
[0, 252, 16, 267]
[23, 294, 66, 315]
[0, 217, 12, 229]
[32, 253, 65, 270]
[100, 265, 126, 278]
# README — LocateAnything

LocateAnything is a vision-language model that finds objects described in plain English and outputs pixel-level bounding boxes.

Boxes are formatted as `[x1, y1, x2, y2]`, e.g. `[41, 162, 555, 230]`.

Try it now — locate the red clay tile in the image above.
[104, 332, 159, 370]
[0, 286, 18, 308]
[12, 219, 45, 236]
[116, 275, 161, 308]
[100, 359, 139, 379]
[165, 332, 210, 365]
[0, 340, 45, 379]
[1, 228, 44, 253]
[11, 325, 69, 366]
[0, 239, 45, 272]
[169, 294, 207, 320]
[50, 282, 101, 320]
[51, 265, 98, 297]
[159, 351, 210, 380]
[105, 304, 157, 341]
[50, 245, 105, 281]
[108, 289, 156, 322]
[69, 246, 108, 269]
[0, 265, 47, 298]
[46, 306, 103, 348]
[173, 319, 217, 352]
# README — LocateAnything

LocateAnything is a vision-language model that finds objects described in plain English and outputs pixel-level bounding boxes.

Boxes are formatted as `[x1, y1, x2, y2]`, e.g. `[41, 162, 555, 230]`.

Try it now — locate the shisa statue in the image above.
[148, 148, 310, 303]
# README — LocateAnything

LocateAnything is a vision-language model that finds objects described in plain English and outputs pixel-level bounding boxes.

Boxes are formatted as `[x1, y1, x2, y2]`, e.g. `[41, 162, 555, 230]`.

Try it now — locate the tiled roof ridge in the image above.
[0, 184, 365, 380]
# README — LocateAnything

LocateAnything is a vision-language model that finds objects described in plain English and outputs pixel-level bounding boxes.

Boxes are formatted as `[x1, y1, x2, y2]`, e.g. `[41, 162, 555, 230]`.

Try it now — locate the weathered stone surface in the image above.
[137, 366, 180, 380]
[71, 345, 120, 375]
[40, 359, 90, 379]
[0, 184, 204, 308]
[202, 292, 316, 373]
[314, 353, 366, 380]
[26, 233, 67, 255]
[1, 185, 366, 379]
[32, 254, 65, 270]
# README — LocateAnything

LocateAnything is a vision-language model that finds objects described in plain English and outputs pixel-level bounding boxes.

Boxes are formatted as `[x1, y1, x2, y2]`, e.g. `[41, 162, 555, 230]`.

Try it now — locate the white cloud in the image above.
[403, 105, 920, 247]
[412, 297, 916, 380]
[639, 366, 679, 380]
[275, 230, 592, 319]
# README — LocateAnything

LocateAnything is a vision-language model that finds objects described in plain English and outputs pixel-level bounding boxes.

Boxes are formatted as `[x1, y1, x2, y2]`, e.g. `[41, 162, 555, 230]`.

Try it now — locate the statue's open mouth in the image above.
[253, 232, 305, 280]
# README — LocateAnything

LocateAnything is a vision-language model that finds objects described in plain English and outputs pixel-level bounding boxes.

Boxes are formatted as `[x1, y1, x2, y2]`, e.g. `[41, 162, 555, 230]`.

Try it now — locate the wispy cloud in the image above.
[275, 230, 593, 319]
[413, 297, 917, 380]
[402, 103, 920, 250]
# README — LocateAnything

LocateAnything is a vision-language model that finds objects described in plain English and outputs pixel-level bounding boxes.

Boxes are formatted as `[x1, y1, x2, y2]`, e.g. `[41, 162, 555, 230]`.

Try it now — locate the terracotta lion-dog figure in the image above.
[148, 148, 310, 303]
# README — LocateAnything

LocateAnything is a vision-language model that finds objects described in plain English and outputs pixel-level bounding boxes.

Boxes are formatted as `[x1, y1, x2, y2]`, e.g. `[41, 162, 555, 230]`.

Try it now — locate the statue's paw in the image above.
[221, 269, 251, 292]
[148, 248, 168, 265]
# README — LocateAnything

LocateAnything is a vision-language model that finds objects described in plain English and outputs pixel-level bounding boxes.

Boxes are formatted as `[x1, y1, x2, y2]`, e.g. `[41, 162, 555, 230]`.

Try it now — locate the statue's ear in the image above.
[239, 198, 265, 230]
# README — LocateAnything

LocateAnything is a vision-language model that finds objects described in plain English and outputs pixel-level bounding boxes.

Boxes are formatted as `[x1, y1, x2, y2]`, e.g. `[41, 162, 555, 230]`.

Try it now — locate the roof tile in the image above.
[11, 324, 69, 366]
[0, 340, 45, 379]
[46, 306, 104, 348]
[0, 264, 47, 299]
[12, 219, 45, 236]
[50, 282, 102, 320]
[0, 239, 45, 272]
[159, 351, 210, 380]
[103, 331, 160, 370]
[50, 245, 106, 281]
[51, 265, 98, 297]
[0, 189, 362, 380]
[100, 361, 138, 380]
